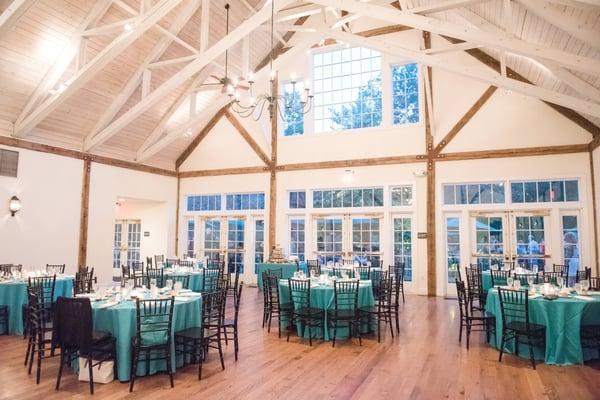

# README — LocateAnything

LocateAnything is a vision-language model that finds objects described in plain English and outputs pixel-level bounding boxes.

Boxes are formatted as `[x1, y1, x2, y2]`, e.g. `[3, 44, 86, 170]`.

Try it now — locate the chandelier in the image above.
[225, 1, 313, 121]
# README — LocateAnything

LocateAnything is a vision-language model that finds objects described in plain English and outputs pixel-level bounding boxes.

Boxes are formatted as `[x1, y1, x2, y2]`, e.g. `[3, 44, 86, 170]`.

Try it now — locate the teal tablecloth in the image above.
[164, 271, 204, 292]
[485, 289, 600, 365]
[278, 280, 375, 340]
[92, 296, 202, 382]
[256, 262, 307, 290]
[481, 271, 493, 291]
[0, 276, 74, 335]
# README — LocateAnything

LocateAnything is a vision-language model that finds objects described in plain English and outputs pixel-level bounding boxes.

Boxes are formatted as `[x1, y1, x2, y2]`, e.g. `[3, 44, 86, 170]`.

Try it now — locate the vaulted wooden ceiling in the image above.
[0, 0, 599, 171]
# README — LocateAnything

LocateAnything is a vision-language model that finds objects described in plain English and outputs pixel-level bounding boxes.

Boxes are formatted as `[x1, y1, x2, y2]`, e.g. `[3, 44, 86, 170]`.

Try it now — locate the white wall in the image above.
[87, 163, 177, 284]
[0, 145, 82, 275]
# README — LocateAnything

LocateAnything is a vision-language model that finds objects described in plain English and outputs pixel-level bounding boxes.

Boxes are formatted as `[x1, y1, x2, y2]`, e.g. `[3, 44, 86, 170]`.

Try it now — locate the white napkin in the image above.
[573, 295, 595, 302]
[175, 296, 193, 302]
[75, 293, 96, 299]
[96, 300, 119, 309]
[179, 292, 202, 297]
[528, 294, 542, 299]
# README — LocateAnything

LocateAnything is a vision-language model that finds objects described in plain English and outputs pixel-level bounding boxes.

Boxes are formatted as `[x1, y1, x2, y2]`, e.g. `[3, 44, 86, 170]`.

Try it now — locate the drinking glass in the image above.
[507, 277, 514, 288]
[165, 279, 173, 289]
[174, 281, 182, 293]
[527, 275, 534, 287]
[581, 280, 590, 292]
[574, 283, 582, 294]
[557, 276, 564, 289]
[310, 269, 316, 279]
[150, 278, 157, 288]
[513, 280, 521, 290]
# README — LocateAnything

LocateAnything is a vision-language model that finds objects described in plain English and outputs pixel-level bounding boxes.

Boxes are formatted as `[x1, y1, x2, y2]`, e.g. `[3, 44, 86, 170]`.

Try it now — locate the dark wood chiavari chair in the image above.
[356, 266, 371, 280]
[221, 283, 243, 360]
[287, 278, 324, 346]
[144, 267, 165, 289]
[53, 297, 116, 394]
[0, 263, 22, 275]
[513, 273, 541, 287]
[490, 269, 510, 287]
[552, 263, 570, 284]
[455, 280, 495, 349]
[360, 276, 394, 343]
[129, 296, 175, 392]
[46, 264, 65, 274]
[497, 288, 545, 369]
[576, 267, 592, 283]
[121, 264, 143, 288]
[179, 260, 194, 268]
[165, 258, 179, 267]
[390, 263, 405, 334]
[306, 260, 321, 276]
[465, 266, 485, 312]
[74, 267, 94, 295]
[328, 280, 361, 347]
[264, 275, 293, 338]
[202, 268, 223, 293]
[131, 261, 144, 273]
[175, 289, 226, 380]
[169, 274, 190, 290]
[541, 271, 563, 285]
[146, 256, 153, 268]
[154, 255, 165, 267]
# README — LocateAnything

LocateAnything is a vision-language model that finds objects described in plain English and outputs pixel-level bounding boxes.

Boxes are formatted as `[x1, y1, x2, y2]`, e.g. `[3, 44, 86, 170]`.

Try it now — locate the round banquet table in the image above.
[481, 271, 493, 292]
[278, 279, 375, 340]
[256, 262, 307, 290]
[163, 269, 204, 292]
[91, 294, 202, 382]
[485, 289, 600, 365]
[0, 276, 74, 335]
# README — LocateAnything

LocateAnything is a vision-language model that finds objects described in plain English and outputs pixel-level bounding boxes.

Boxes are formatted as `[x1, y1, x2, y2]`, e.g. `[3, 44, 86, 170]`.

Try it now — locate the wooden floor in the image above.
[1, 289, 599, 400]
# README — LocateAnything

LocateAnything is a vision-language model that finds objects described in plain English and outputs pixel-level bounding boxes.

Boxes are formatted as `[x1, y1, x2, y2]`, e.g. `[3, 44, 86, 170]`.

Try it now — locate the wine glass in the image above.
[165, 279, 173, 290]
[557, 276, 564, 289]
[574, 283, 582, 294]
[150, 278, 157, 291]
[581, 279, 590, 293]
[310, 269, 316, 279]
[174, 281, 182, 293]
[513, 279, 521, 290]
[507, 276, 514, 288]
[527, 275, 534, 287]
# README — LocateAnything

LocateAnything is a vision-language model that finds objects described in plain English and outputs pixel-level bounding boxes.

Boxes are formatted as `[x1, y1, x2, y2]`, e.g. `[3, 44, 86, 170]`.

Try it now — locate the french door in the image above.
[112, 219, 141, 268]
[470, 211, 551, 271]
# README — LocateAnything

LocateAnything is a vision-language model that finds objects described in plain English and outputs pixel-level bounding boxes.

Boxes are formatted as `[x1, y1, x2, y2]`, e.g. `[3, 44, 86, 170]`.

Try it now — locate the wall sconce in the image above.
[9, 195, 21, 216]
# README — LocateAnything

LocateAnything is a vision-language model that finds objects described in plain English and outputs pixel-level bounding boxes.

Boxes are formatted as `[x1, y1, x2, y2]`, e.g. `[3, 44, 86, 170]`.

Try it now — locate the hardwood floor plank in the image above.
[0, 289, 599, 400]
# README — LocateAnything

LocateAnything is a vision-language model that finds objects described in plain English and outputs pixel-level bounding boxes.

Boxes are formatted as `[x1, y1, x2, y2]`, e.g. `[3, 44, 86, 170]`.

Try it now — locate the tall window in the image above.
[113, 223, 122, 269]
[475, 216, 504, 271]
[446, 217, 460, 283]
[393, 217, 412, 281]
[515, 216, 546, 271]
[126, 222, 141, 267]
[391, 185, 413, 206]
[254, 220, 264, 272]
[204, 219, 221, 261]
[316, 218, 343, 264]
[391, 63, 419, 125]
[282, 81, 304, 136]
[313, 47, 382, 132]
[227, 219, 245, 273]
[186, 219, 195, 258]
[561, 215, 580, 273]
[289, 218, 305, 261]
[352, 218, 380, 265]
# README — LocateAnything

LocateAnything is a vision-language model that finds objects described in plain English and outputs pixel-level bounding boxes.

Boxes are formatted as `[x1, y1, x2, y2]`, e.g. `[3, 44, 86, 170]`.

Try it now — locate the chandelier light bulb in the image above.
[290, 72, 297, 82]
[227, 84, 234, 95]
[270, 70, 276, 81]
[247, 72, 254, 82]
[232, 77, 239, 87]
[124, 23, 133, 32]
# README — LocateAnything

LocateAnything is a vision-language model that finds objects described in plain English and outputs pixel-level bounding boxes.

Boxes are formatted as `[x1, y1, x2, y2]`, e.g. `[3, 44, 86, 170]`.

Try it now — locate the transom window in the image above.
[225, 192, 265, 210]
[391, 64, 419, 125]
[443, 183, 505, 205]
[288, 191, 306, 209]
[187, 195, 221, 211]
[511, 179, 578, 203]
[313, 47, 382, 132]
[313, 187, 384, 208]
[391, 185, 413, 206]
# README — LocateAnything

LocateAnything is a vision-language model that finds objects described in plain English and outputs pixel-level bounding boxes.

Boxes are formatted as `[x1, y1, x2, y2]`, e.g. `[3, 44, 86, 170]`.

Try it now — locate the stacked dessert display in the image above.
[268, 245, 288, 263]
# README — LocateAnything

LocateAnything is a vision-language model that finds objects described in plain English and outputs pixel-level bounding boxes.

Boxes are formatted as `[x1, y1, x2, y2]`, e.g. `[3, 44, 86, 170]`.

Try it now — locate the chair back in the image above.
[589, 276, 600, 291]
[75, 268, 94, 294]
[356, 266, 371, 280]
[202, 268, 223, 292]
[131, 261, 144, 272]
[0, 264, 22, 275]
[392, 263, 405, 285]
[169, 274, 190, 290]
[455, 279, 470, 319]
[165, 258, 179, 268]
[513, 273, 539, 287]
[233, 283, 243, 324]
[369, 260, 384, 269]
[266, 275, 282, 308]
[134, 297, 174, 346]
[27, 287, 53, 339]
[46, 264, 65, 274]
[28, 275, 56, 305]
[371, 270, 389, 299]
[266, 268, 283, 279]
[154, 255, 165, 266]
[331, 267, 345, 278]
[202, 289, 226, 332]
[333, 280, 359, 311]
[465, 266, 483, 295]
[541, 271, 563, 285]
[179, 260, 194, 268]
[576, 267, 591, 283]
[145, 267, 165, 289]
[206, 259, 224, 270]
[490, 270, 510, 287]
[52, 297, 94, 354]
[288, 278, 311, 310]
[146, 257, 153, 268]
[497, 288, 531, 330]
[306, 260, 321, 276]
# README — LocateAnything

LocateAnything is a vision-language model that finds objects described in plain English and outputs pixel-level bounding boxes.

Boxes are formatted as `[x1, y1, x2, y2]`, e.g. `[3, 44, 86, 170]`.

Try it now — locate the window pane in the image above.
[479, 184, 492, 204]
[524, 182, 537, 203]
[511, 182, 524, 203]
[537, 181, 551, 202]
[565, 180, 578, 201]
[443, 185, 455, 205]
[551, 181, 564, 202]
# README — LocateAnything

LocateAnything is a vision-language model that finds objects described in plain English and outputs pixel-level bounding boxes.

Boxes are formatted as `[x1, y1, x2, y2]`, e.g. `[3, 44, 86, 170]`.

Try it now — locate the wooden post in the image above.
[175, 175, 180, 257]
[78, 157, 91, 271]
[590, 151, 599, 275]
[268, 76, 279, 256]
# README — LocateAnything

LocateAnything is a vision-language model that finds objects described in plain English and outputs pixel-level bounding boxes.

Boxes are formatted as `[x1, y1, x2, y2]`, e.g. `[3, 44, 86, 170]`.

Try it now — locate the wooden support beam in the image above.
[268, 77, 279, 254]
[224, 111, 272, 166]
[434, 86, 497, 153]
[175, 175, 181, 257]
[0, 0, 35, 37]
[0, 136, 176, 176]
[279, 155, 425, 171]
[179, 166, 268, 178]
[437, 144, 589, 161]
[255, 15, 309, 72]
[175, 105, 230, 169]
[590, 151, 600, 275]
[356, 24, 411, 37]
[78, 158, 91, 270]
[590, 135, 600, 151]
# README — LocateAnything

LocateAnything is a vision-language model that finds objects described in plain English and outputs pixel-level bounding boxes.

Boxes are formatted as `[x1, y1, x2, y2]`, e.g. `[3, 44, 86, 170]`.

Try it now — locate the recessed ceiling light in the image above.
[184, 128, 193, 137]
[124, 23, 134, 32]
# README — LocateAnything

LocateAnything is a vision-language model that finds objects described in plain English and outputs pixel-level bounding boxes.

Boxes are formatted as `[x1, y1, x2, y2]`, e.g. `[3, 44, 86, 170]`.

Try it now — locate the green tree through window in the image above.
[329, 74, 383, 130]
[282, 82, 304, 136]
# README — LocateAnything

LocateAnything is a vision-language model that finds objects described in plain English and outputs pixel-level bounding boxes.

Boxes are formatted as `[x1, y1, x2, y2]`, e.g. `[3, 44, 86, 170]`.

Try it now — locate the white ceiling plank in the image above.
[153, 24, 199, 54]
[13, 0, 113, 133]
[142, 69, 152, 98]
[312, 0, 600, 75]
[422, 41, 480, 54]
[276, 3, 322, 22]
[136, 37, 316, 162]
[199, 0, 210, 53]
[544, 0, 600, 10]
[14, 0, 186, 138]
[320, 28, 600, 118]
[86, 0, 295, 152]
[148, 55, 199, 69]
[113, 0, 139, 16]
[242, 36, 250, 78]
[240, 0, 288, 46]
[408, 0, 491, 14]
[0, 0, 36, 37]
[546, 64, 600, 103]
[515, 0, 600, 52]
[84, 0, 201, 145]
[82, 17, 138, 37]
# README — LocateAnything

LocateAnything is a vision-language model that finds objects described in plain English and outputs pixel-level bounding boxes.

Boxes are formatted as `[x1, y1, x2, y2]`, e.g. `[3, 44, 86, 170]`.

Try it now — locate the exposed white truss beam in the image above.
[0, 0, 35, 37]
[545, 0, 600, 8]
[86, 0, 295, 152]
[135, 67, 215, 161]
[455, 8, 600, 106]
[313, 0, 600, 75]
[136, 37, 316, 162]
[13, 0, 113, 135]
[148, 55, 199, 69]
[14, 0, 185, 138]
[331, 14, 361, 30]
[153, 24, 199, 54]
[241, 0, 288, 46]
[113, 0, 139, 16]
[422, 41, 480, 54]
[200, 0, 210, 52]
[82, 17, 137, 36]
[276, 3, 322, 22]
[258, 23, 317, 32]
[84, 0, 201, 146]
[319, 28, 600, 118]
[407, 0, 490, 14]
[515, 0, 600, 53]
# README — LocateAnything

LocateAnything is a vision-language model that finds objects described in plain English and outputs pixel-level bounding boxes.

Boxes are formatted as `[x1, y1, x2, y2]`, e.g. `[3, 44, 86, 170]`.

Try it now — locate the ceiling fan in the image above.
[197, 3, 250, 94]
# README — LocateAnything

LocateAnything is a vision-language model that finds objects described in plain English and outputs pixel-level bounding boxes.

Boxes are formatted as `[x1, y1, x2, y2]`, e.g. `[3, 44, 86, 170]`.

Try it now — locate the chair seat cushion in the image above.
[327, 309, 358, 320]
[277, 302, 293, 311]
[506, 321, 545, 335]
[294, 307, 324, 317]
[92, 330, 113, 344]
[359, 306, 383, 314]
[175, 327, 203, 340]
